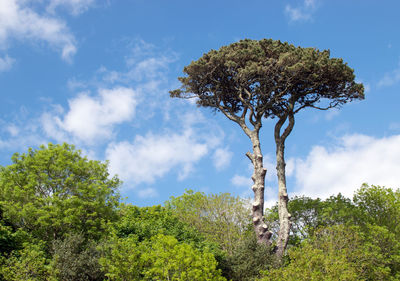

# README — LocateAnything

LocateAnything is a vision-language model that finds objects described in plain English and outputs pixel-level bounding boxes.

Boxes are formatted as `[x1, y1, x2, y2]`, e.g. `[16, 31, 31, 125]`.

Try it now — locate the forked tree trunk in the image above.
[246, 130, 272, 245]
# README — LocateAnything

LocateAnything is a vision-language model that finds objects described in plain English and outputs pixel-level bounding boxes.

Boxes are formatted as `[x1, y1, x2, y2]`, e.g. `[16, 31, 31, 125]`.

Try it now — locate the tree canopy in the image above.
[0, 143, 121, 243]
[171, 38, 364, 123]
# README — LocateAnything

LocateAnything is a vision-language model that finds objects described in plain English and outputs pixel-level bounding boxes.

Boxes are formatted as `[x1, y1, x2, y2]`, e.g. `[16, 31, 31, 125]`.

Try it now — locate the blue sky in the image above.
[1, 0, 400, 206]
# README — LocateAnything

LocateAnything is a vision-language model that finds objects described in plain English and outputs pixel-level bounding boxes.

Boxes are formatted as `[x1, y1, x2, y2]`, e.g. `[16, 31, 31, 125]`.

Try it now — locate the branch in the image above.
[274, 113, 287, 143]
[238, 88, 255, 127]
[281, 113, 295, 142]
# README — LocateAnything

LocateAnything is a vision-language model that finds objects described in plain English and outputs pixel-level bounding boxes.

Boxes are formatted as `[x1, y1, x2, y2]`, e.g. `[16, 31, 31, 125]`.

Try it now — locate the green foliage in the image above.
[354, 184, 400, 235]
[100, 234, 226, 281]
[166, 190, 251, 254]
[99, 235, 143, 281]
[266, 193, 357, 246]
[141, 234, 225, 281]
[171, 38, 364, 119]
[261, 225, 398, 281]
[51, 233, 104, 281]
[0, 143, 121, 243]
[224, 231, 275, 281]
[0, 242, 54, 281]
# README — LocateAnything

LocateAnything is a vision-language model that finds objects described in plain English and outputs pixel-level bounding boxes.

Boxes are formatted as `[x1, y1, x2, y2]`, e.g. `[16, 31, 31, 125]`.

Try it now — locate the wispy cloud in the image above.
[0, 55, 15, 72]
[213, 147, 233, 171]
[285, 0, 318, 23]
[46, 0, 96, 16]
[378, 59, 400, 87]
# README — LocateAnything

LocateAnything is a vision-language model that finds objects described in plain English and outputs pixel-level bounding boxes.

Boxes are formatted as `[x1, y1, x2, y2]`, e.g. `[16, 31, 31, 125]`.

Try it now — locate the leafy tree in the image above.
[114, 204, 213, 249]
[224, 231, 275, 281]
[0, 242, 55, 281]
[99, 234, 143, 281]
[166, 190, 251, 254]
[171, 38, 364, 257]
[100, 234, 226, 281]
[0, 143, 121, 244]
[113, 204, 229, 276]
[353, 184, 400, 235]
[51, 233, 105, 281]
[141, 234, 225, 281]
[261, 225, 399, 281]
[266, 193, 357, 246]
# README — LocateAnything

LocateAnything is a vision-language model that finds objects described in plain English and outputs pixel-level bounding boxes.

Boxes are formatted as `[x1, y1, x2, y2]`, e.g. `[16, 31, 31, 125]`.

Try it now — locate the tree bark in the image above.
[246, 130, 272, 245]
[274, 113, 294, 260]
[275, 140, 291, 259]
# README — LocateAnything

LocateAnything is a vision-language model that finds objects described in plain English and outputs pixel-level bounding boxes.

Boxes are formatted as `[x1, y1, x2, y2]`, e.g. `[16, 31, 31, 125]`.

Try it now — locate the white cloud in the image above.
[0, 55, 15, 72]
[212, 147, 233, 171]
[105, 129, 212, 187]
[292, 134, 400, 199]
[285, 0, 317, 22]
[0, 0, 97, 61]
[378, 60, 400, 87]
[42, 87, 137, 143]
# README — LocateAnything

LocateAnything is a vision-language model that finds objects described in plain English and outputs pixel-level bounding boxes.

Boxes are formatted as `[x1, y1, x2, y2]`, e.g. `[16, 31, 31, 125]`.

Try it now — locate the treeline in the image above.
[0, 144, 399, 280]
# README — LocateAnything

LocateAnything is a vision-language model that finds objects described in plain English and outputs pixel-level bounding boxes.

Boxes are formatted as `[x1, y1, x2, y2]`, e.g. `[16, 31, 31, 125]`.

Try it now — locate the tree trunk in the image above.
[274, 113, 294, 260]
[247, 131, 272, 245]
[275, 140, 291, 259]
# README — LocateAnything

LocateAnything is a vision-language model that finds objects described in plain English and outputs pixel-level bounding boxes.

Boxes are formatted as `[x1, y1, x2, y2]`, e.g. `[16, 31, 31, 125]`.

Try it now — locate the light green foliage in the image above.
[0, 242, 55, 281]
[141, 234, 225, 281]
[354, 184, 400, 235]
[261, 225, 397, 281]
[115, 204, 207, 247]
[100, 234, 226, 281]
[0, 143, 121, 243]
[99, 235, 143, 281]
[166, 190, 251, 254]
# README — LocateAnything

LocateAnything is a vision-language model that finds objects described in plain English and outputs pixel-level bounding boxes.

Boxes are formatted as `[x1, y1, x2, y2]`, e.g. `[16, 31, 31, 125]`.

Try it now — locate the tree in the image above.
[265, 194, 357, 246]
[51, 233, 105, 281]
[100, 234, 226, 281]
[0, 143, 121, 243]
[261, 225, 400, 281]
[353, 184, 400, 235]
[166, 190, 251, 254]
[0, 242, 55, 281]
[171, 39, 364, 257]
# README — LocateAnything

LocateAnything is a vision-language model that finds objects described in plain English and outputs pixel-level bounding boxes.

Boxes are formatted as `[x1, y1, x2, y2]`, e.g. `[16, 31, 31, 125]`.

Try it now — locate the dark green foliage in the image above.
[266, 193, 358, 246]
[224, 232, 275, 281]
[51, 233, 104, 281]
[171, 38, 364, 120]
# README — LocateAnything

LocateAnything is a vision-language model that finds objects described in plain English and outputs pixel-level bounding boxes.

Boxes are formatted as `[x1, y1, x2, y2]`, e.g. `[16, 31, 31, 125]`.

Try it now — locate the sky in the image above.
[1, 0, 400, 207]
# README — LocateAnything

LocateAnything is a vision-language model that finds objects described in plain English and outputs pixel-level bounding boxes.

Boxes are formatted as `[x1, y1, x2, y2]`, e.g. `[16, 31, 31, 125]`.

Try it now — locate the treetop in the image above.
[171, 39, 364, 125]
